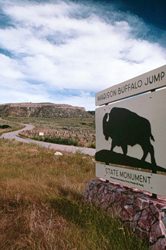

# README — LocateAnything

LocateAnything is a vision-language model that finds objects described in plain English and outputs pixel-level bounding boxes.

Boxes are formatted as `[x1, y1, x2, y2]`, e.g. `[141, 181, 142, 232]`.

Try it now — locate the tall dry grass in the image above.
[0, 139, 149, 250]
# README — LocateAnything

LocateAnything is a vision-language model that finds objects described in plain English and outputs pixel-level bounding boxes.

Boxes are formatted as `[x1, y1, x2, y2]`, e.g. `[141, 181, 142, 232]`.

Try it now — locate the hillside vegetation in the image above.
[5, 117, 96, 148]
[4, 117, 95, 132]
[0, 118, 24, 135]
[0, 139, 149, 250]
[0, 103, 94, 118]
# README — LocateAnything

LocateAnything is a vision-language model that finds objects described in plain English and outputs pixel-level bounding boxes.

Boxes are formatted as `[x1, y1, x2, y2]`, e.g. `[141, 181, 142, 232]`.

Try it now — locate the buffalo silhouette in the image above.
[103, 107, 156, 166]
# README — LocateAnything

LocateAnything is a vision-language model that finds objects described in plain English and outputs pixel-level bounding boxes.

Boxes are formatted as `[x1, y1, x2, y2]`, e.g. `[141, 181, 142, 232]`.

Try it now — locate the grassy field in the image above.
[0, 119, 24, 135]
[0, 139, 149, 250]
[3, 117, 95, 133]
[5, 117, 96, 148]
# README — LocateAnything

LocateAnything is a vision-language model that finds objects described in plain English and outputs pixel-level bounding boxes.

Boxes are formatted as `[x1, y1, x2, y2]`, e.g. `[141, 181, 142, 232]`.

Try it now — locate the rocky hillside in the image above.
[0, 103, 94, 118]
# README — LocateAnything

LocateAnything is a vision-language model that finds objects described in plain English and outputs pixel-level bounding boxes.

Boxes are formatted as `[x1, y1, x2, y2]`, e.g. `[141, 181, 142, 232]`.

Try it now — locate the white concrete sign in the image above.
[96, 89, 166, 172]
[95, 65, 166, 196]
[95, 65, 166, 106]
[96, 163, 166, 197]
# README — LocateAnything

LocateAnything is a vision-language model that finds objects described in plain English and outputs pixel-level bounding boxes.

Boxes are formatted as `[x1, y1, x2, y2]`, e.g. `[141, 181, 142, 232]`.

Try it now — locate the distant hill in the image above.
[0, 103, 94, 118]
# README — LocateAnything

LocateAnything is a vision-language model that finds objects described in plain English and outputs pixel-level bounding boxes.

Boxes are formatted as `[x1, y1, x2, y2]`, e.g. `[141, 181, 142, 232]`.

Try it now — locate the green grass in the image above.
[32, 135, 79, 146]
[0, 119, 24, 135]
[3, 117, 95, 134]
[8, 116, 96, 147]
[0, 139, 149, 250]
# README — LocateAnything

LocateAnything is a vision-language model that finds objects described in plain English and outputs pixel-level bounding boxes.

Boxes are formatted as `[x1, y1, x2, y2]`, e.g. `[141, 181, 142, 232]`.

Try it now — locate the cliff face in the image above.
[0, 103, 94, 118]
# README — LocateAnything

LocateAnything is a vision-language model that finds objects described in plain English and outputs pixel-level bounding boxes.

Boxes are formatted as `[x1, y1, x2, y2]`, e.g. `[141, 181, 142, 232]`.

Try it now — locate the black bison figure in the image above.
[103, 107, 156, 166]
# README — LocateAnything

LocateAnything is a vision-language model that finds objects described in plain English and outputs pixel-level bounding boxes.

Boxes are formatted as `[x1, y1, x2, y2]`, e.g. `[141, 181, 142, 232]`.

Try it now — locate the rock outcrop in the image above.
[83, 179, 166, 250]
[0, 103, 94, 118]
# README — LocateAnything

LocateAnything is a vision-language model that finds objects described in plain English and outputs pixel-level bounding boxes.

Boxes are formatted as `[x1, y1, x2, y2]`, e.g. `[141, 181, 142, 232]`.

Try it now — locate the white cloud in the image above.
[48, 90, 95, 111]
[0, 0, 165, 110]
[0, 88, 49, 105]
[0, 54, 23, 81]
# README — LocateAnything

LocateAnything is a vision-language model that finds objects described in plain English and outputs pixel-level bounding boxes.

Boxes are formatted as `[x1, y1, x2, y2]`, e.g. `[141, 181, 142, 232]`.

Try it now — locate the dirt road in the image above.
[0, 122, 96, 156]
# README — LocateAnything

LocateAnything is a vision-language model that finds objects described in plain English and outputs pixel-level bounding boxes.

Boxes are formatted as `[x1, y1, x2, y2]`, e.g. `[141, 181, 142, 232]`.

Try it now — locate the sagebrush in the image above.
[0, 139, 149, 250]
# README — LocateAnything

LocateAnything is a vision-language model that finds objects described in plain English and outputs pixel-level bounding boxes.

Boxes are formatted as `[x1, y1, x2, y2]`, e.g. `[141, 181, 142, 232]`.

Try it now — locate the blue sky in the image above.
[0, 0, 166, 110]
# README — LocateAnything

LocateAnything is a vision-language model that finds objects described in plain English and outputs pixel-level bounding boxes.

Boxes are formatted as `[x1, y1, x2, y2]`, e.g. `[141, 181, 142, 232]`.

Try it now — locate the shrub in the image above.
[88, 142, 96, 148]
[32, 136, 79, 146]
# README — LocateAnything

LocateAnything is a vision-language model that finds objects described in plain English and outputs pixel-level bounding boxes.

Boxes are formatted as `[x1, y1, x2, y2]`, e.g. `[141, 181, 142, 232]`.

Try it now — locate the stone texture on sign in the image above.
[149, 238, 166, 250]
[138, 208, 156, 231]
[83, 179, 166, 250]
[150, 221, 165, 244]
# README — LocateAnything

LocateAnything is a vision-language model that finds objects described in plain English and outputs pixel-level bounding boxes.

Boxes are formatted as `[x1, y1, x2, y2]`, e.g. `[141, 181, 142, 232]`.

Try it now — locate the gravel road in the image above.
[0, 122, 96, 156]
